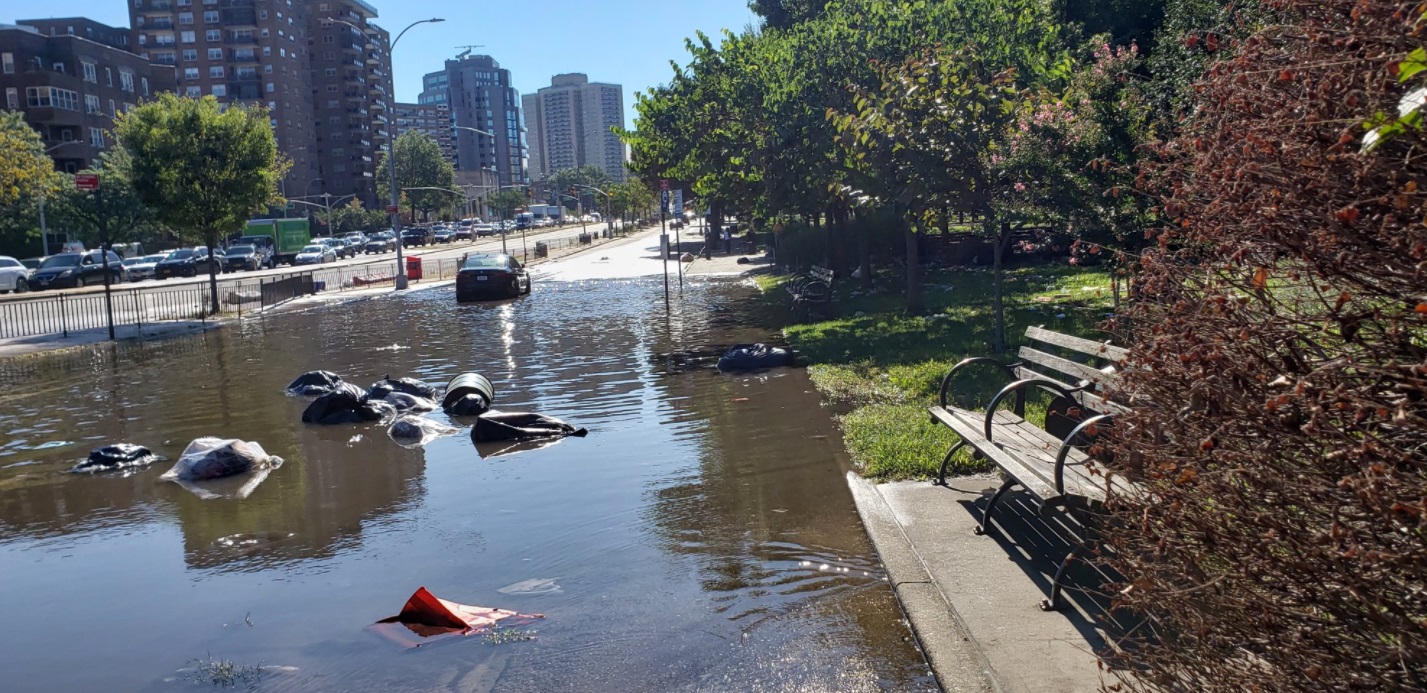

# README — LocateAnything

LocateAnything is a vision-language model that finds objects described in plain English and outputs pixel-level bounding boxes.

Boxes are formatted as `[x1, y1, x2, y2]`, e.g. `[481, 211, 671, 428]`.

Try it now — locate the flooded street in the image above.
[0, 264, 933, 691]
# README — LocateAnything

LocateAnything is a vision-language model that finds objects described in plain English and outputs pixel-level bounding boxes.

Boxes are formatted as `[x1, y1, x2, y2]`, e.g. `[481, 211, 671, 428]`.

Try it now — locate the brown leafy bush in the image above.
[1103, 1, 1427, 690]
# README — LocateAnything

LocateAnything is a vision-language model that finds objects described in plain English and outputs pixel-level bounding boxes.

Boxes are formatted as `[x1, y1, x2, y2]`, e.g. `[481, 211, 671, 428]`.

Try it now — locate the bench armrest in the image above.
[1053, 413, 1115, 497]
[938, 357, 1022, 409]
[983, 377, 1085, 442]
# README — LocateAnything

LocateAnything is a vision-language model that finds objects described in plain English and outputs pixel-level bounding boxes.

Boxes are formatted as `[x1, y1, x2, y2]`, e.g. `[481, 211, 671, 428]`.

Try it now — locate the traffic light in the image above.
[524, 187, 532, 198]
[570, 186, 577, 197]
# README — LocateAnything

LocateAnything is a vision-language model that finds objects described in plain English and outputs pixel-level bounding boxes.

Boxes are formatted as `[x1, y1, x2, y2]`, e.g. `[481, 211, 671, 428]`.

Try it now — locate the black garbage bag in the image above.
[472, 411, 588, 443]
[72, 443, 158, 472]
[717, 343, 793, 372]
[302, 383, 395, 425]
[370, 376, 438, 400]
[446, 393, 490, 417]
[380, 392, 438, 413]
[286, 370, 345, 397]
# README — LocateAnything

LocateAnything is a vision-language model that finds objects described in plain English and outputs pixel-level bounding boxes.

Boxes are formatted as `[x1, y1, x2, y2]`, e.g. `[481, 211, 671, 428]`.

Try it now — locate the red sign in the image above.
[75, 174, 100, 191]
[660, 179, 669, 191]
[386, 205, 399, 214]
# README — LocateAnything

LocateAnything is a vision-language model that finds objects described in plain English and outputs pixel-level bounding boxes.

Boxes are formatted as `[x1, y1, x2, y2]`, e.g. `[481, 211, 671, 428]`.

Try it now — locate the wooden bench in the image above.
[786, 266, 836, 320]
[929, 326, 1137, 611]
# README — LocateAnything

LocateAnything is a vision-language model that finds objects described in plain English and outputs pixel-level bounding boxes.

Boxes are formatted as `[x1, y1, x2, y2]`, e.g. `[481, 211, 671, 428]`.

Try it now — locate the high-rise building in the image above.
[419, 53, 527, 187]
[308, 0, 392, 210]
[393, 101, 453, 165]
[125, 0, 394, 208]
[523, 73, 625, 183]
[1, 19, 177, 173]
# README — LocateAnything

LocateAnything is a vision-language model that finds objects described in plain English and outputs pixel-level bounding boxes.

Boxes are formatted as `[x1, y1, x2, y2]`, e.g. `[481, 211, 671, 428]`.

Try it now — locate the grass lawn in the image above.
[760, 264, 1117, 480]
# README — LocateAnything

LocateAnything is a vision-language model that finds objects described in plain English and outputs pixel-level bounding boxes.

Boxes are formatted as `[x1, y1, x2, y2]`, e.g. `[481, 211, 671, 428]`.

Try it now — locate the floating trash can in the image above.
[442, 372, 495, 416]
[406, 256, 423, 281]
[534, 242, 548, 258]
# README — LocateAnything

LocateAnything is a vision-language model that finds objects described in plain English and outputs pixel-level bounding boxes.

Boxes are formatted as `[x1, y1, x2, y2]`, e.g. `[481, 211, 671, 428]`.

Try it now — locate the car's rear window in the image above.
[462, 255, 508, 269]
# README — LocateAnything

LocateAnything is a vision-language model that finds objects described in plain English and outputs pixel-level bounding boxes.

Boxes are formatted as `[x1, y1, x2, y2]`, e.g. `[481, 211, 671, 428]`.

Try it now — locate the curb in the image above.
[846, 472, 1002, 693]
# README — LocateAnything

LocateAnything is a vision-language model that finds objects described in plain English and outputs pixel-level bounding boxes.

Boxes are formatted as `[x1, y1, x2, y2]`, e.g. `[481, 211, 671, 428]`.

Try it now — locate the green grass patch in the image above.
[772, 264, 1116, 480]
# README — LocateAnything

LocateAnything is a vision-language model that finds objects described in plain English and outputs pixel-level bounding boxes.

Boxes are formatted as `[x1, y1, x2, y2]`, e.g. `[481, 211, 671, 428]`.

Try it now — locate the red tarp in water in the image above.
[369, 586, 543, 649]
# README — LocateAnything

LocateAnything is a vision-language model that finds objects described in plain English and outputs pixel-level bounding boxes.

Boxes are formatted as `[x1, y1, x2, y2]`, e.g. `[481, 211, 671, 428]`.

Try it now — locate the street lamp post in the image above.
[327, 16, 445, 290]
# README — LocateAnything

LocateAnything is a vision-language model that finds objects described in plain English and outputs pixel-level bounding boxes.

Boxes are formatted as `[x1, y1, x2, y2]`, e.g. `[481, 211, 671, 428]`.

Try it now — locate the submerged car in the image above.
[31, 250, 126, 289]
[456, 253, 531, 301]
[122, 254, 164, 281]
[155, 247, 219, 279]
[293, 244, 336, 265]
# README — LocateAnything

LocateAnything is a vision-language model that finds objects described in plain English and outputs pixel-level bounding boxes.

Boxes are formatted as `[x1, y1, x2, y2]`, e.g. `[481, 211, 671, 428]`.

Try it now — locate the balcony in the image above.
[231, 51, 258, 62]
[152, 54, 177, 65]
[219, 0, 255, 7]
[227, 34, 258, 45]
[221, 10, 258, 28]
[343, 91, 363, 101]
[147, 0, 174, 12]
[149, 19, 174, 30]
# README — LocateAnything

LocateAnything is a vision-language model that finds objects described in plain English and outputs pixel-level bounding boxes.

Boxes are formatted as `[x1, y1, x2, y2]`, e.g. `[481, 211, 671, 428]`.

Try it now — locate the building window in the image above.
[121, 71, 135, 92]
[203, 11, 218, 22]
[181, 49, 196, 61]
[207, 48, 222, 60]
[123, 102, 135, 112]
[323, 35, 334, 44]
[206, 30, 221, 42]
[85, 94, 101, 113]
[327, 99, 338, 108]
[184, 67, 198, 79]
[108, 98, 116, 114]
[179, 12, 193, 24]
[209, 66, 224, 78]
[26, 87, 79, 111]
[261, 29, 269, 38]
[262, 47, 271, 56]
[82, 61, 97, 83]
[52, 62, 66, 75]
[2, 53, 14, 75]
[259, 10, 267, 19]
[211, 85, 226, 97]
[266, 82, 274, 93]
[333, 163, 346, 172]
[90, 127, 105, 148]
[177, 0, 191, 5]
[142, 77, 150, 96]
[181, 31, 196, 43]
[185, 86, 201, 97]
[105, 67, 112, 86]
[263, 65, 272, 74]
[326, 85, 337, 93]
[5, 88, 17, 110]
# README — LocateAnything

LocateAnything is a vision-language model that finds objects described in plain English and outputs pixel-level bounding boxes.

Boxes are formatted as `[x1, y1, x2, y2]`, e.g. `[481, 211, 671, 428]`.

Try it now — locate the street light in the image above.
[328, 15, 445, 290]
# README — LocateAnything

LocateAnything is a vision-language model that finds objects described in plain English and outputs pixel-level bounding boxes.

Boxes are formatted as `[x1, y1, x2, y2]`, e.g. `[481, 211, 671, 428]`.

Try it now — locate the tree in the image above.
[610, 181, 656, 221]
[375, 131, 455, 223]
[50, 146, 161, 252]
[750, 0, 832, 29]
[486, 190, 524, 222]
[116, 94, 286, 313]
[328, 199, 386, 234]
[0, 111, 60, 256]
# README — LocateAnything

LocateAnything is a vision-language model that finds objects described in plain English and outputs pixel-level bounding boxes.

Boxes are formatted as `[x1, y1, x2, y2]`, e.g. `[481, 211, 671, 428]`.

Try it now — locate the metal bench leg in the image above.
[974, 477, 1018, 537]
[1040, 547, 1080, 611]
[935, 440, 968, 486]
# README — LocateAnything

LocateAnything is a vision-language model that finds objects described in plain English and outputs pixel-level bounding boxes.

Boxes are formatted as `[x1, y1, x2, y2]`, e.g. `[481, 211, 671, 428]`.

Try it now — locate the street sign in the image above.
[660, 179, 669, 191]
[285, 202, 295, 211]
[672, 189, 683, 214]
[75, 174, 99, 191]
[386, 205, 399, 214]
[660, 190, 670, 214]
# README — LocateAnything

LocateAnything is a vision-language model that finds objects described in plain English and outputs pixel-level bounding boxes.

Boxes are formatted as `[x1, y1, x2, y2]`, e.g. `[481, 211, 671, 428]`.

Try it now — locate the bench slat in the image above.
[1026, 326, 1127, 363]
[1018, 346, 1117, 388]
[987, 412, 1138, 499]
[1013, 367, 1130, 416]
[930, 407, 1058, 501]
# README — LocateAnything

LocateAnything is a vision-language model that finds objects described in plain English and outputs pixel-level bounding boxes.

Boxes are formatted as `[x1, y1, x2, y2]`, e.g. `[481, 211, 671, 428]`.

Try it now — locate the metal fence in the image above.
[0, 226, 635, 342]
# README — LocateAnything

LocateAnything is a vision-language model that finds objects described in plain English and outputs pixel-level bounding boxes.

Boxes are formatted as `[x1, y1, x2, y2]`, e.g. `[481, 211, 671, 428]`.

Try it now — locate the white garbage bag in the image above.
[160, 437, 284, 500]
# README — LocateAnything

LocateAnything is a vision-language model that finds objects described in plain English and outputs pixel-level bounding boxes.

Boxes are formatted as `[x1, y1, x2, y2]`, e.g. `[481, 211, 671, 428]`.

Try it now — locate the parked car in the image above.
[534, 218, 553, 228]
[21, 257, 45, 274]
[293, 244, 337, 265]
[453, 227, 473, 241]
[456, 253, 531, 301]
[0, 255, 30, 293]
[433, 228, 455, 244]
[473, 223, 498, 237]
[31, 250, 127, 289]
[222, 245, 267, 272]
[311, 237, 350, 259]
[121, 254, 165, 281]
[363, 234, 396, 254]
[155, 247, 219, 279]
[401, 228, 431, 247]
[343, 232, 367, 247]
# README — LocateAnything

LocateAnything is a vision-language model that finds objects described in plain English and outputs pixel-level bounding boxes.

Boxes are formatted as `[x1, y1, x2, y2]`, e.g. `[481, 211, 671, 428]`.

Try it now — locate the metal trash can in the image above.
[406, 256, 423, 281]
[534, 242, 548, 258]
[442, 372, 495, 416]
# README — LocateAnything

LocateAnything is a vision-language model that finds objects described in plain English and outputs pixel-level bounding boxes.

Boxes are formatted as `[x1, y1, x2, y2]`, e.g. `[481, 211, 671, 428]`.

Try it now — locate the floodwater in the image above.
[0, 271, 933, 691]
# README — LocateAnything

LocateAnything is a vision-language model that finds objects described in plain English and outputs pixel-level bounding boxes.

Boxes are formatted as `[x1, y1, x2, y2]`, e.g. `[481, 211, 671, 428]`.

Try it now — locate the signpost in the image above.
[75, 174, 116, 340]
[659, 184, 670, 310]
[671, 189, 684, 289]
[75, 173, 99, 191]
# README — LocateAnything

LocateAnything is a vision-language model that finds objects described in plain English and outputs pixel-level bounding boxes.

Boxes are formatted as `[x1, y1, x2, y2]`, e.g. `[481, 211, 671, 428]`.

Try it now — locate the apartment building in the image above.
[419, 53, 527, 187]
[523, 73, 625, 183]
[1, 19, 177, 172]
[309, 0, 392, 209]
[393, 101, 454, 164]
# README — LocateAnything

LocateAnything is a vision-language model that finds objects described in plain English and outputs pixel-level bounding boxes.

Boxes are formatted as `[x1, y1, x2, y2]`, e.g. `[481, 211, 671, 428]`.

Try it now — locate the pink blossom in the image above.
[1014, 182, 1027, 193]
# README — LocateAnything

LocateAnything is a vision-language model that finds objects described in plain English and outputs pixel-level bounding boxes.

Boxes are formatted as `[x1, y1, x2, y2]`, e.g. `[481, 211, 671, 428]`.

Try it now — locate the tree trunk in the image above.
[205, 236, 220, 315]
[991, 219, 1012, 353]
[905, 216, 924, 314]
[858, 210, 873, 291]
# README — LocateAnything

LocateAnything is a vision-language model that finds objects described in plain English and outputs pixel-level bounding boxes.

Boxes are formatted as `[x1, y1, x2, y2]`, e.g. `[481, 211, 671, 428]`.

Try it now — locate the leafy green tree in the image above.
[116, 94, 286, 313]
[375, 131, 456, 223]
[327, 199, 386, 234]
[0, 112, 61, 256]
[50, 146, 163, 259]
[750, 0, 832, 29]
[610, 181, 656, 222]
[487, 190, 525, 223]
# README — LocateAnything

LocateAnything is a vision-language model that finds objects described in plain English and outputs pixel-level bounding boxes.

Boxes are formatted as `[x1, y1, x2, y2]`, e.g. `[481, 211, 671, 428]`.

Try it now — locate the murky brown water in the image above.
[0, 275, 933, 692]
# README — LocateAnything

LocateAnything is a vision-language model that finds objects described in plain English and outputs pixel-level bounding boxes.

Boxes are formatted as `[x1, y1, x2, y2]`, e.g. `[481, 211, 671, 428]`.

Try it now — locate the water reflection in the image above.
[0, 275, 931, 692]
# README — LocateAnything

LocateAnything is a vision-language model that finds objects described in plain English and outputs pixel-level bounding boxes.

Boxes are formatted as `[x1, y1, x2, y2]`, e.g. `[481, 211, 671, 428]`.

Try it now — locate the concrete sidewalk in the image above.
[848, 473, 1116, 693]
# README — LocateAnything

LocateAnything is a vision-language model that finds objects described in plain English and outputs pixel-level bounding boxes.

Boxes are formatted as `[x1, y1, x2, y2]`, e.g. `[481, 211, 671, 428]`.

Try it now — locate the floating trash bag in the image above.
[71, 443, 159, 473]
[302, 383, 397, 425]
[387, 415, 460, 448]
[159, 437, 284, 500]
[717, 343, 793, 372]
[369, 586, 543, 649]
[286, 371, 345, 397]
[369, 376, 439, 400]
[376, 391, 438, 413]
[471, 411, 587, 443]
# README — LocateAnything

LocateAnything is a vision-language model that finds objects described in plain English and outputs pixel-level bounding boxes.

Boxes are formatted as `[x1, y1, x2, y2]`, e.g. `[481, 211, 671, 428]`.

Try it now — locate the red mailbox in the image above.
[405, 256, 423, 281]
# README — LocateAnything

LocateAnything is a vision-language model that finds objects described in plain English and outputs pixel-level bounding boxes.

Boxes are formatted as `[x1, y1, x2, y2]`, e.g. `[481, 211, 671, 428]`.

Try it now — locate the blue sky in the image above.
[1, 0, 758, 128]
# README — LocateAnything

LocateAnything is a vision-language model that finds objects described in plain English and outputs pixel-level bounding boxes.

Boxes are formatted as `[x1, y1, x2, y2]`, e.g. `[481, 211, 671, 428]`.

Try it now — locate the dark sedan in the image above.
[30, 250, 126, 289]
[155, 247, 219, 279]
[433, 229, 455, 244]
[401, 228, 430, 247]
[456, 253, 531, 301]
[222, 245, 266, 271]
[364, 235, 396, 254]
